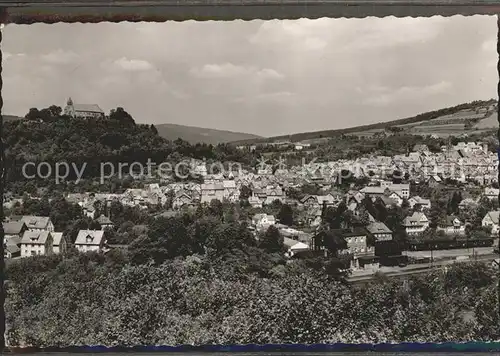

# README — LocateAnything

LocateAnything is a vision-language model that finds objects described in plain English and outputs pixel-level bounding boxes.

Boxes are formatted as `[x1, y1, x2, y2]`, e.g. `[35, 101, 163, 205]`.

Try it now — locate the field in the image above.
[474, 112, 498, 129]
[230, 99, 498, 146]
[346, 128, 387, 137]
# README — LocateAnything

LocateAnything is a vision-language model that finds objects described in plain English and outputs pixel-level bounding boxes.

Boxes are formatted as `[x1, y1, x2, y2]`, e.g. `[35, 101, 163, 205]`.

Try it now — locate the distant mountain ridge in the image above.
[230, 99, 498, 145]
[154, 123, 261, 145]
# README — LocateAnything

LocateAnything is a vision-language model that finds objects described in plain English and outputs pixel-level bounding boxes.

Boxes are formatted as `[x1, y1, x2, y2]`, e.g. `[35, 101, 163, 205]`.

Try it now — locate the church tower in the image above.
[64, 97, 75, 117]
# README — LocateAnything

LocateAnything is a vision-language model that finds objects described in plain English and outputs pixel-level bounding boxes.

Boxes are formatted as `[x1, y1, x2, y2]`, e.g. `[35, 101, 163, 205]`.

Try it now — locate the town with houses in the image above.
[3, 137, 500, 277]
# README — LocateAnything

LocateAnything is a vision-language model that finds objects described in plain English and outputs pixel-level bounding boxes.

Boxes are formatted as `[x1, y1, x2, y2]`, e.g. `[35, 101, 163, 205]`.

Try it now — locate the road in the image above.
[348, 253, 498, 284]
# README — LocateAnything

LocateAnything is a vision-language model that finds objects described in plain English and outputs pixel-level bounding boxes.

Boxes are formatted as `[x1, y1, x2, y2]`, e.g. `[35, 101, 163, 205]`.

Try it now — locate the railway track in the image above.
[348, 254, 498, 285]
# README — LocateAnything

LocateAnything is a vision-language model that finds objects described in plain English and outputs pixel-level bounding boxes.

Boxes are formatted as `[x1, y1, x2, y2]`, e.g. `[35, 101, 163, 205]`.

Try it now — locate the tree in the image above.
[447, 191, 462, 215]
[357, 207, 371, 227]
[277, 204, 294, 226]
[259, 225, 285, 254]
[385, 206, 407, 242]
[109, 107, 136, 127]
[208, 199, 224, 221]
[25, 108, 40, 121]
[165, 190, 175, 210]
[392, 170, 404, 184]
[239, 185, 252, 200]
[429, 200, 446, 230]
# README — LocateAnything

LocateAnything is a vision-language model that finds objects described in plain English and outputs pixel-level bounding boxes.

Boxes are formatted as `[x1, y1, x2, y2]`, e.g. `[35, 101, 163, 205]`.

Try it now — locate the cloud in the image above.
[189, 63, 284, 80]
[249, 19, 331, 51]
[233, 91, 296, 104]
[347, 17, 447, 51]
[481, 39, 497, 52]
[40, 49, 79, 64]
[113, 57, 154, 71]
[1, 16, 497, 136]
[364, 81, 453, 106]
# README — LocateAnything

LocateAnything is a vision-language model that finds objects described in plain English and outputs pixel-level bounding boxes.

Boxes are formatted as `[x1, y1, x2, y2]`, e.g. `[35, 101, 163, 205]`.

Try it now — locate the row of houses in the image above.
[3, 215, 108, 259]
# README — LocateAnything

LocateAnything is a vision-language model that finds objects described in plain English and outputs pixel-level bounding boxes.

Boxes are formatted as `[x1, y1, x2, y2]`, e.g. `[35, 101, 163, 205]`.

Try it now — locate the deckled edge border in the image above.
[3, 2, 500, 23]
[0, 1, 499, 353]
[4, 342, 500, 352]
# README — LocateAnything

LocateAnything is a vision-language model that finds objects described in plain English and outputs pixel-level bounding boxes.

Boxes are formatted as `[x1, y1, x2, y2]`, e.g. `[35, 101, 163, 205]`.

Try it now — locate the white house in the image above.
[437, 216, 466, 236]
[388, 191, 404, 207]
[74, 230, 106, 253]
[252, 214, 276, 231]
[283, 237, 309, 257]
[20, 230, 54, 258]
[484, 187, 499, 201]
[193, 164, 208, 177]
[380, 182, 410, 199]
[482, 211, 500, 236]
[222, 180, 240, 202]
[200, 182, 225, 203]
[403, 212, 429, 235]
[248, 193, 263, 208]
[172, 192, 193, 210]
[408, 196, 432, 210]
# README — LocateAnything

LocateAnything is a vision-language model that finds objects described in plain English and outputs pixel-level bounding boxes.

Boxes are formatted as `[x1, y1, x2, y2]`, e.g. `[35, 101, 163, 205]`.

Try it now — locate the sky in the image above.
[2, 15, 498, 137]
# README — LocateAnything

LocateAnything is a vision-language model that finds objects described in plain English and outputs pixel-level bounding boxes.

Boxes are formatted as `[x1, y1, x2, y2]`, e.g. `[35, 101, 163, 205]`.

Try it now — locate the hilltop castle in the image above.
[63, 97, 105, 119]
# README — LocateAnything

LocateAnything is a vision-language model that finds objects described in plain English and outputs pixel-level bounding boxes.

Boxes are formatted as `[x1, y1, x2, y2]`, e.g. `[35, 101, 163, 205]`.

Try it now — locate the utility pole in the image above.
[430, 242, 434, 267]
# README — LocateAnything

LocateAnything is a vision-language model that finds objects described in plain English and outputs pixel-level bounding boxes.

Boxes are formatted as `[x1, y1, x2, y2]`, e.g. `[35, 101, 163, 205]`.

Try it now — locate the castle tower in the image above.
[64, 97, 75, 117]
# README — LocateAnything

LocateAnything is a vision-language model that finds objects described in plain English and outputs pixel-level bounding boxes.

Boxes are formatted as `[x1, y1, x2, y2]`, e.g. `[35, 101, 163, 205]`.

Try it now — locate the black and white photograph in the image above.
[1, 15, 499, 347]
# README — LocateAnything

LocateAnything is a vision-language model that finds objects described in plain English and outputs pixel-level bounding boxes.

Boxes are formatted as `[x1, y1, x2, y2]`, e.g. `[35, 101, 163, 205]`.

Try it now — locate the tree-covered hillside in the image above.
[4, 106, 252, 183]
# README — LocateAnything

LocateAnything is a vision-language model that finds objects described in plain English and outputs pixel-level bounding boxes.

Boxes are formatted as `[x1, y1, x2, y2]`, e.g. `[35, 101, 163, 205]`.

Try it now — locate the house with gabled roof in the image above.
[4, 244, 20, 259]
[283, 237, 310, 258]
[20, 230, 53, 257]
[408, 196, 431, 210]
[459, 198, 479, 212]
[375, 195, 398, 209]
[387, 191, 404, 207]
[301, 194, 340, 209]
[263, 186, 285, 205]
[52, 232, 68, 255]
[200, 182, 225, 203]
[3, 221, 28, 242]
[403, 212, 429, 236]
[252, 214, 276, 231]
[96, 214, 114, 229]
[437, 216, 466, 236]
[172, 191, 194, 210]
[482, 211, 500, 236]
[484, 187, 499, 201]
[14, 215, 55, 232]
[366, 222, 393, 242]
[360, 186, 389, 199]
[74, 230, 106, 253]
[248, 193, 263, 208]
